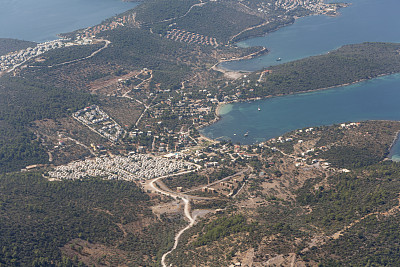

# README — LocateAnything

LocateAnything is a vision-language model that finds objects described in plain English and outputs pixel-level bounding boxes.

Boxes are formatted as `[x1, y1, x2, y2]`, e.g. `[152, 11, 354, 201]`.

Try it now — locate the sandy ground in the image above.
[211, 65, 247, 79]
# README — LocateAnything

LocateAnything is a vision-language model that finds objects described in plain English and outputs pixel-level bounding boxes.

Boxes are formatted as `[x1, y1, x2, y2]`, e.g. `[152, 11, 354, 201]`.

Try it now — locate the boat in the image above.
[244, 131, 249, 137]
[258, 106, 261, 111]
[276, 57, 282, 61]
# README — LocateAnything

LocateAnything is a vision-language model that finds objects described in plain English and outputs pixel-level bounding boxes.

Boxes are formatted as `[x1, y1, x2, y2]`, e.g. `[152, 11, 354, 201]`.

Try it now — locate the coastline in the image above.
[211, 47, 268, 79]
[229, 1, 351, 47]
[240, 71, 400, 104]
[199, 71, 400, 143]
[211, 65, 248, 79]
[215, 102, 224, 116]
[279, 71, 400, 99]
[216, 1, 351, 72]
[197, 104, 223, 132]
[387, 129, 400, 161]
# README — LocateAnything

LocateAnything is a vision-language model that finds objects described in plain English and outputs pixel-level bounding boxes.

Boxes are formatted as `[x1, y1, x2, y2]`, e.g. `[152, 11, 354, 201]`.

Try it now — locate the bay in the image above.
[203, 0, 400, 160]
[201, 74, 400, 145]
[388, 135, 400, 162]
[0, 0, 137, 42]
[220, 0, 400, 71]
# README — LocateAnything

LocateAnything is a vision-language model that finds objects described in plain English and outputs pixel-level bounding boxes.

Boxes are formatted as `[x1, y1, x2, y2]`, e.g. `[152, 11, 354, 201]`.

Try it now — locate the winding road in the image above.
[46, 39, 110, 68]
[145, 170, 199, 267]
[143, 163, 251, 266]
[161, 196, 196, 267]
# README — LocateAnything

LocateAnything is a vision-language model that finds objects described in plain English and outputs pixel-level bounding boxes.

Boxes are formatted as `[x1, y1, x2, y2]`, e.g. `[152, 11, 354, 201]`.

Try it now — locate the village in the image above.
[73, 105, 125, 143]
[271, 0, 344, 15]
[0, 37, 95, 72]
[4, 0, 360, 197]
[46, 153, 196, 181]
[77, 13, 138, 39]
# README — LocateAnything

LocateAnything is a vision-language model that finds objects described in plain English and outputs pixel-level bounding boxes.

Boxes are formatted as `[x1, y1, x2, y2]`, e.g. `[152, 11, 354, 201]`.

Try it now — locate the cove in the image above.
[207, 0, 400, 160]
[220, 0, 400, 71]
[389, 135, 400, 162]
[200, 74, 400, 146]
[0, 0, 137, 42]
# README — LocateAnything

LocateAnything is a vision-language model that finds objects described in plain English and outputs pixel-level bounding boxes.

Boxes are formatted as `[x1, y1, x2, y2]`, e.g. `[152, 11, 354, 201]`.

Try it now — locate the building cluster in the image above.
[186, 142, 255, 166]
[267, 123, 360, 169]
[73, 105, 124, 142]
[273, 0, 340, 14]
[153, 101, 211, 120]
[129, 129, 153, 138]
[118, 68, 152, 91]
[128, 129, 196, 154]
[165, 29, 219, 47]
[47, 154, 195, 181]
[160, 132, 195, 152]
[254, 0, 340, 16]
[152, 93, 221, 128]
[0, 39, 78, 72]
[339, 122, 360, 129]
[79, 13, 136, 38]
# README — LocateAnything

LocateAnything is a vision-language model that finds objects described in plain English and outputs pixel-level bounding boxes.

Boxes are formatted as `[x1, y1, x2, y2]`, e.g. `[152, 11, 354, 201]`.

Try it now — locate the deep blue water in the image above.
[203, 0, 400, 159]
[0, 0, 137, 42]
[220, 0, 400, 71]
[201, 74, 400, 145]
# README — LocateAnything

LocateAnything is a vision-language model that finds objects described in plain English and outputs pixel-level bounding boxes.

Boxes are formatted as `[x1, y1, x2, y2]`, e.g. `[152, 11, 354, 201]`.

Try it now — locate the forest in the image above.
[135, 0, 199, 25]
[172, 2, 264, 43]
[0, 76, 96, 173]
[169, 160, 400, 266]
[0, 38, 36, 56]
[2, 1, 400, 265]
[236, 42, 400, 99]
[299, 162, 400, 265]
[24, 27, 218, 92]
[0, 172, 180, 266]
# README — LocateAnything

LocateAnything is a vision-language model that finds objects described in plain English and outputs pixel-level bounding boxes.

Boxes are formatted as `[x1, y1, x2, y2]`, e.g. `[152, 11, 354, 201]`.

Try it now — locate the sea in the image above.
[0, 0, 137, 42]
[203, 74, 400, 143]
[220, 0, 400, 71]
[2, 0, 400, 159]
[201, 0, 400, 160]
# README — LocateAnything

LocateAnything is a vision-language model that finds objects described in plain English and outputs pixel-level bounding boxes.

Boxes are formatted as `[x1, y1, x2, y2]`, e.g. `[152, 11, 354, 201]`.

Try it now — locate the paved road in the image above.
[47, 39, 111, 68]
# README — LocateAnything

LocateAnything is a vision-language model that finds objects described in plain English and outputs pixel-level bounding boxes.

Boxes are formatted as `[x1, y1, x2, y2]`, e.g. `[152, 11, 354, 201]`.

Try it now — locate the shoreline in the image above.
[215, 1, 351, 71]
[215, 102, 223, 116]
[387, 130, 400, 161]
[199, 71, 400, 143]
[211, 47, 268, 79]
[229, 2, 350, 48]
[229, 71, 400, 105]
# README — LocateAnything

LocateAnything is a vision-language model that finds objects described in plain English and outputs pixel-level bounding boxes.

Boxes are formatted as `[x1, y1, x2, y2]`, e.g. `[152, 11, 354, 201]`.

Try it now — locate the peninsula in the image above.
[1, 0, 400, 266]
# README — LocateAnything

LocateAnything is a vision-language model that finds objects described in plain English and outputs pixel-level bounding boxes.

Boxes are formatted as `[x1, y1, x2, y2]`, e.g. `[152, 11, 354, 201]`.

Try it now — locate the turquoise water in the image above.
[220, 0, 400, 71]
[389, 135, 400, 162]
[201, 74, 400, 145]
[204, 0, 400, 160]
[0, 0, 137, 42]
